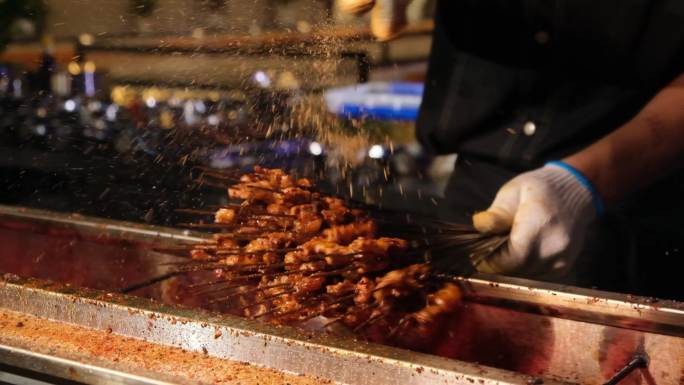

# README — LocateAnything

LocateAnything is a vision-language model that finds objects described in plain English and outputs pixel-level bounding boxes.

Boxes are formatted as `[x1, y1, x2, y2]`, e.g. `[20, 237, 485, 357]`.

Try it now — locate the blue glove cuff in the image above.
[545, 160, 605, 216]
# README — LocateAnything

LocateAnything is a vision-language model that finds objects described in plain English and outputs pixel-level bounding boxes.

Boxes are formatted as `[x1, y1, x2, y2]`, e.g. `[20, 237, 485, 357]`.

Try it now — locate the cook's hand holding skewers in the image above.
[472, 161, 603, 281]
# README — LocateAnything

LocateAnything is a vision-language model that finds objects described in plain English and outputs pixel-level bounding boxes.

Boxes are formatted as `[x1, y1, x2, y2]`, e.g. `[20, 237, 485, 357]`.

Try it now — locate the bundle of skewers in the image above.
[144, 167, 508, 347]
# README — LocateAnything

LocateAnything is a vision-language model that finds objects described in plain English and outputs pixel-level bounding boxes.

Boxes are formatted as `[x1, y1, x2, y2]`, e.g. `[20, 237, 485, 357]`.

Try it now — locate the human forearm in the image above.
[338, 0, 412, 40]
[564, 72, 684, 204]
[472, 74, 684, 277]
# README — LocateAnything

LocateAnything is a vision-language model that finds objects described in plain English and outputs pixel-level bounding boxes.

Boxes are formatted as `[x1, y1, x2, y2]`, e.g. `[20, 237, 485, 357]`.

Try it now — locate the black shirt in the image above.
[417, 0, 684, 170]
[415, 1, 684, 298]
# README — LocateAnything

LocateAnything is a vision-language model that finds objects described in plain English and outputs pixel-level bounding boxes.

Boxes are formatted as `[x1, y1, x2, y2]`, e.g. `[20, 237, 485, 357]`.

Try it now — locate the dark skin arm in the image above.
[564, 72, 684, 204]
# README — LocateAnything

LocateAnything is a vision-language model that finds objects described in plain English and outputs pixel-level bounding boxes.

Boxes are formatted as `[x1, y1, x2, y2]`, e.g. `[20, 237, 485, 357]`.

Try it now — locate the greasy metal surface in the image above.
[0, 277, 549, 385]
[458, 274, 684, 337]
[0, 204, 208, 245]
[0, 343, 188, 385]
[0, 308, 329, 385]
[1, 205, 683, 384]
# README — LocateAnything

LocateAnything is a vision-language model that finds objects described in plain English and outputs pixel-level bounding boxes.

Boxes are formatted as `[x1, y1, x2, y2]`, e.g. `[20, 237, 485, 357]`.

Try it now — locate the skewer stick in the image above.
[191, 166, 243, 177]
[160, 259, 222, 267]
[177, 207, 295, 220]
[353, 312, 387, 332]
[177, 222, 238, 229]
[206, 204, 244, 210]
[177, 262, 227, 272]
[214, 248, 297, 256]
[258, 295, 326, 320]
[238, 288, 297, 309]
[191, 281, 252, 297]
[178, 223, 286, 233]
[308, 266, 357, 278]
[236, 212, 296, 219]
[211, 233, 274, 241]
[188, 277, 238, 289]
[175, 208, 218, 215]
[213, 250, 275, 257]
[204, 268, 305, 283]
[118, 272, 181, 294]
[194, 179, 234, 190]
[388, 316, 412, 338]
[251, 303, 294, 319]
[189, 270, 299, 297]
[291, 294, 355, 323]
[322, 317, 344, 328]
[209, 284, 294, 304]
[152, 244, 206, 252]
[198, 177, 285, 195]
[185, 222, 282, 230]
[325, 300, 379, 330]
[195, 171, 242, 182]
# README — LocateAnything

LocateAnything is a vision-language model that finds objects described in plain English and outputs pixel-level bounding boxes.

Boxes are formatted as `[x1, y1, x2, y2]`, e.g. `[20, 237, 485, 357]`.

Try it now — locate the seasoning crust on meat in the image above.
[188, 167, 463, 345]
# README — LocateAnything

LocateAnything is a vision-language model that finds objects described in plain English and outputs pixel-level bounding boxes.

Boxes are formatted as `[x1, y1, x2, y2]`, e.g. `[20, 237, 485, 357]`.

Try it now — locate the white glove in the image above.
[338, 0, 412, 41]
[472, 162, 604, 280]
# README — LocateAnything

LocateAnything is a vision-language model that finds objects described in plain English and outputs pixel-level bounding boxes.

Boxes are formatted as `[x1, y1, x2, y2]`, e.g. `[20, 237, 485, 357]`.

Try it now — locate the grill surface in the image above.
[0, 205, 682, 385]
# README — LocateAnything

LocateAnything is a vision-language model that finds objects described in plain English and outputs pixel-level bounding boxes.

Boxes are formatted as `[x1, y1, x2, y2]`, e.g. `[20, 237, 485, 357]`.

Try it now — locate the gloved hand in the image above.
[338, 0, 413, 41]
[472, 161, 604, 280]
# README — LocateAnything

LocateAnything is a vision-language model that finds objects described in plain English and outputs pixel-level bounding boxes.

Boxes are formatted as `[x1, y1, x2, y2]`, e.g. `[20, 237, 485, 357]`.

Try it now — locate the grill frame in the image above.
[0, 204, 682, 385]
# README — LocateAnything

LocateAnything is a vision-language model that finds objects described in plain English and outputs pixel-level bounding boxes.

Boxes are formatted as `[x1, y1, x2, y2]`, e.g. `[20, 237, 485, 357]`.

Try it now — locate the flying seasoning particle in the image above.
[98, 187, 111, 200]
[179, 154, 190, 166]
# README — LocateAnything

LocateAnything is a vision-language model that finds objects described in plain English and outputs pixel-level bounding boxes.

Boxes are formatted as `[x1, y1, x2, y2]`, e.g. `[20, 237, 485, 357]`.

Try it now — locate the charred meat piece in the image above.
[214, 208, 236, 224]
[375, 264, 429, 291]
[347, 237, 408, 256]
[321, 220, 377, 244]
[326, 280, 357, 296]
[244, 232, 295, 252]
